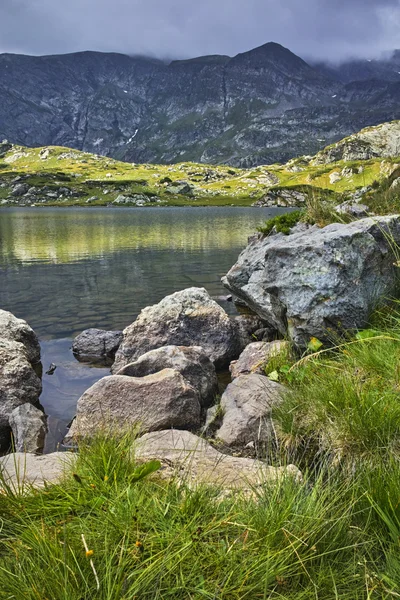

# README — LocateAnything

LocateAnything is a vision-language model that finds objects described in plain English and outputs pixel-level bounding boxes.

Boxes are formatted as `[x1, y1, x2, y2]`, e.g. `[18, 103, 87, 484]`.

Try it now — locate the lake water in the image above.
[0, 206, 286, 432]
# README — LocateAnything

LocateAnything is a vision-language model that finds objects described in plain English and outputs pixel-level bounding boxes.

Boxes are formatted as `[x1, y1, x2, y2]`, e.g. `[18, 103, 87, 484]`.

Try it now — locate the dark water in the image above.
[0, 206, 286, 425]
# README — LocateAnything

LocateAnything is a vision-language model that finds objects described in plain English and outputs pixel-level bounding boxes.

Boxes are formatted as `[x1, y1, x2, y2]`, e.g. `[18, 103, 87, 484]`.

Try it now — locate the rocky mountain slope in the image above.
[0, 120, 399, 209]
[1, 43, 400, 167]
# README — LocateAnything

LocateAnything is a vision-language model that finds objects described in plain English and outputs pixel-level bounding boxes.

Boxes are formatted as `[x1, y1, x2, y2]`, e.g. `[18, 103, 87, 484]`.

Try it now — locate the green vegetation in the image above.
[258, 210, 304, 235]
[4, 309, 400, 596]
[0, 139, 399, 210]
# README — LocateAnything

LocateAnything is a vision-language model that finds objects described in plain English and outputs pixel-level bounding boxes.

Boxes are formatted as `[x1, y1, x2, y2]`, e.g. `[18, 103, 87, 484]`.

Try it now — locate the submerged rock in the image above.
[223, 215, 400, 347]
[116, 345, 218, 408]
[72, 328, 123, 363]
[113, 288, 238, 372]
[66, 369, 201, 440]
[135, 429, 301, 490]
[215, 374, 285, 447]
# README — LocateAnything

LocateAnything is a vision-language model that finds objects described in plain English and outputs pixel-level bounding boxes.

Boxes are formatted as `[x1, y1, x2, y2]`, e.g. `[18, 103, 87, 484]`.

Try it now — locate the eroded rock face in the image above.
[231, 314, 268, 353]
[0, 309, 41, 365]
[135, 429, 301, 490]
[229, 340, 289, 379]
[116, 345, 218, 408]
[72, 328, 123, 363]
[9, 403, 47, 453]
[223, 216, 400, 347]
[66, 369, 202, 440]
[215, 374, 286, 447]
[113, 288, 239, 372]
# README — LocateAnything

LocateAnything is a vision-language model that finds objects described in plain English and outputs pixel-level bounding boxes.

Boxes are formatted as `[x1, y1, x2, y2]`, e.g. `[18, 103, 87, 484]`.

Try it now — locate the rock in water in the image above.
[113, 288, 238, 372]
[215, 374, 285, 447]
[223, 216, 400, 347]
[116, 345, 218, 408]
[9, 404, 47, 453]
[66, 369, 202, 440]
[72, 328, 123, 363]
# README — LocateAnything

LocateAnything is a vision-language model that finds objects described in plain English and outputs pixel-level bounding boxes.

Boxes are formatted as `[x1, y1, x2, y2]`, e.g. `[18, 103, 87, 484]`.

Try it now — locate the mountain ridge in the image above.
[0, 43, 400, 167]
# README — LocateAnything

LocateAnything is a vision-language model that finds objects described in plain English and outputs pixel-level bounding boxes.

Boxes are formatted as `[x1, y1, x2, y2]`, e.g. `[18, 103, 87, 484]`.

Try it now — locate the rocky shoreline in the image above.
[2, 213, 400, 487]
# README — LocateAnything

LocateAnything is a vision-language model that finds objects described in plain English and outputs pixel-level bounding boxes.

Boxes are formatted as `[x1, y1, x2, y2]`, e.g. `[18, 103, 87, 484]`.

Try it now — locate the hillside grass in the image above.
[1, 142, 399, 208]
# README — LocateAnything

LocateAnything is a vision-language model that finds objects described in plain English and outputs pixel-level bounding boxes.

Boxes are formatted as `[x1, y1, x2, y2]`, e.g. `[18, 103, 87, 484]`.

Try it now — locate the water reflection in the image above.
[0, 206, 286, 423]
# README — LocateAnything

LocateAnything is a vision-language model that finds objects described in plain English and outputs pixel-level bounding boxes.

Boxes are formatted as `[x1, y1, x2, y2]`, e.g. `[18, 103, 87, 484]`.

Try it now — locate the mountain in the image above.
[1, 42, 400, 167]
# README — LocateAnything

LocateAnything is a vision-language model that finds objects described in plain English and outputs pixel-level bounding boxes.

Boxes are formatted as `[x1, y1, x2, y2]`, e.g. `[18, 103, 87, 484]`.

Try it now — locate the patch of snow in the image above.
[332, 95, 337, 98]
[123, 90, 128, 93]
[127, 129, 139, 144]
[93, 138, 104, 147]
[367, 59, 372, 62]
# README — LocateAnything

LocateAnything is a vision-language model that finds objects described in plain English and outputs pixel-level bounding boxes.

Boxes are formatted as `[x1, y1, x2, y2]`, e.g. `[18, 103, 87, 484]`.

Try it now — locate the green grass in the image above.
[5, 311, 400, 596]
[0, 434, 390, 599]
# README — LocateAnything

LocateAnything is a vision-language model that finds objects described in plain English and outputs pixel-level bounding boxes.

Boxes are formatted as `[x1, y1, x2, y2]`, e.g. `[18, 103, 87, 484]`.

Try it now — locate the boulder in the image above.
[335, 202, 369, 217]
[215, 374, 285, 447]
[0, 339, 42, 449]
[0, 309, 41, 365]
[223, 215, 400, 347]
[229, 340, 289, 379]
[135, 429, 301, 490]
[11, 183, 30, 197]
[113, 288, 238, 372]
[66, 369, 201, 440]
[0, 452, 73, 490]
[9, 403, 47, 453]
[72, 328, 123, 363]
[116, 345, 218, 408]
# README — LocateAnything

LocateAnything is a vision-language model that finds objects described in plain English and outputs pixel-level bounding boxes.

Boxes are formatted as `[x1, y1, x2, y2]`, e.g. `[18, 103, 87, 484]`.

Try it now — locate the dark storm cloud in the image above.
[0, 0, 399, 61]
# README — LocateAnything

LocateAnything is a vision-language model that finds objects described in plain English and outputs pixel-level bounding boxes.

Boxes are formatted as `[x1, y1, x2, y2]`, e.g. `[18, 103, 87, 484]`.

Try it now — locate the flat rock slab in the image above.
[0, 452, 74, 490]
[135, 430, 301, 490]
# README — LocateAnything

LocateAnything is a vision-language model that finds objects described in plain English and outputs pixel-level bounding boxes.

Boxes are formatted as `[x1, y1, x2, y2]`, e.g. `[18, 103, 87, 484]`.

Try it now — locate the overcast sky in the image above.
[0, 0, 399, 63]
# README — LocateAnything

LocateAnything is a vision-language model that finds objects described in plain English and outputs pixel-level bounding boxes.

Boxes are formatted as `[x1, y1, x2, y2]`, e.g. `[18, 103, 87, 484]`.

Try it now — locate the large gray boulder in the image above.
[229, 340, 289, 379]
[113, 288, 238, 372]
[66, 369, 201, 440]
[0, 309, 41, 365]
[72, 328, 123, 362]
[0, 339, 42, 449]
[9, 403, 47, 453]
[116, 345, 218, 408]
[215, 374, 285, 447]
[223, 216, 400, 347]
[135, 429, 301, 490]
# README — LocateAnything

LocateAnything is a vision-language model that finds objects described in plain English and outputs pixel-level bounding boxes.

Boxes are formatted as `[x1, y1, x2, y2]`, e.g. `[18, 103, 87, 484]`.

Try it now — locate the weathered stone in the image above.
[116, 345, 218, 408]
[135, 429, 301, 490]
[335, 202, 369, 217]
[329, 171, 341, 184]
[229, 340, 289, 379]
[231, 314, 267, 352]
[9, 403, 47, 453]
[223, 215, 400, 347]
[216, 374, 285, 447]
[0, 452, 74, 490]
[66, 369, 201, 440]
[72, 328, 123, 362]
[0, 339, 42, 449]
[113, 288, 238, 371]
[0, 309, 41, 365]
[11, 183, 30, 196]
